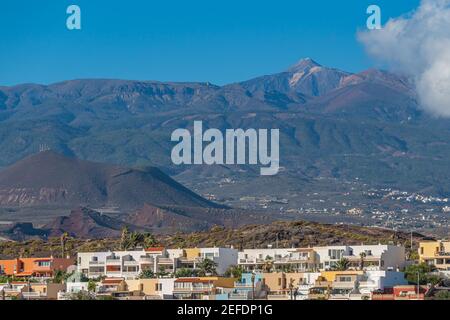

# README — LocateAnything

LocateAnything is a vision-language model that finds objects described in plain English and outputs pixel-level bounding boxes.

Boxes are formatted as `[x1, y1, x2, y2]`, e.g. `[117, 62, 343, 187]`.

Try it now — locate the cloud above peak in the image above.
[358, 0, 450, 117]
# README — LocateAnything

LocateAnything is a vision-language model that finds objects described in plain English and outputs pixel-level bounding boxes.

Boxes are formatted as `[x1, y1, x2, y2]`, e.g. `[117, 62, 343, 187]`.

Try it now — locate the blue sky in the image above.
[0, 0, 420, 86]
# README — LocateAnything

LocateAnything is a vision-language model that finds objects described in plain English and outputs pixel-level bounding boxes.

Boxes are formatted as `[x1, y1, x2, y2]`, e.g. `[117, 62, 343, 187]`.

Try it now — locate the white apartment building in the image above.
[238, 248, 317, 272]
[238, 244, 405, 272]
[313, 244, 406, 271]
[77, 247, 238, 279]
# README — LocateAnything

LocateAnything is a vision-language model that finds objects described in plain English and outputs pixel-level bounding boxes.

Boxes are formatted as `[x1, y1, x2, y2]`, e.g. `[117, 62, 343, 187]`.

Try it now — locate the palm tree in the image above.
[120, 226, 130, 250]
[87, 279, 97, 292]
[52, 270, 67, 284]
[128, 231, 145, 249]
[225, 265, 244, 278]
[175, 268, 198, 278]
[334, 258, 350, 271]
[359, 252, 367, 271]
[262, 257, 274, 273]
[143, 233, 157, 248]
[197, 258, 218, 276]
[60, 232, 68, 258]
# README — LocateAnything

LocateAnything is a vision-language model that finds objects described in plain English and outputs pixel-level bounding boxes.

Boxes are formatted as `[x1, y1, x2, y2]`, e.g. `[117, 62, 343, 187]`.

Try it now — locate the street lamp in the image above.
[417, 271, 420, 300]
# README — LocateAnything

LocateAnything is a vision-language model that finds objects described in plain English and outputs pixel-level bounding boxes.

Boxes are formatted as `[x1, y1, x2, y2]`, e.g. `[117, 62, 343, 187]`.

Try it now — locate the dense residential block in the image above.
[237, 244, 405, 272]
[77, 247, 238, 278]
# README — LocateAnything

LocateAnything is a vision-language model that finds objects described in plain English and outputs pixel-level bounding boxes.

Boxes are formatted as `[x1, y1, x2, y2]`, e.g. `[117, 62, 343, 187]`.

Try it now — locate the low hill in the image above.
[0, 151, 217, 210]
[160, 220, 428, 249]
[42, 207, 139, 239]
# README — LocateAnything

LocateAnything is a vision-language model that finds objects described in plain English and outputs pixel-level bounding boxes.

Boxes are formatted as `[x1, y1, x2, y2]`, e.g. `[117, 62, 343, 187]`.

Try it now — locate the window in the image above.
[420, 247, 424, 255]
[278, 278, 282, 286]
[338, 276, 352, 282]
[36, 261, 51, 267]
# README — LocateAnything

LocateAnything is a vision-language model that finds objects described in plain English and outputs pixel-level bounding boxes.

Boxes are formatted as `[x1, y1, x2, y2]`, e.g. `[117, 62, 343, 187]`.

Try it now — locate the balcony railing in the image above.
[332, 281, 356, 289]
[139, 257, 154, 263]
[89, 261, 105, 265]
[234, 282, 253, 288]
[229, 293, 249, 300]
[106, 259, 121, 264]
[22, 292, 47, 299]
[436, 251, 450, 257]
[158, 258, 174, 264]
[174, 285, 213, 292]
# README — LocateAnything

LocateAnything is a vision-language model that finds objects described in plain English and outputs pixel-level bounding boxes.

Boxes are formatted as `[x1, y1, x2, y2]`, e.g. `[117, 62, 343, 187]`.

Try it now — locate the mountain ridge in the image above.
[0, 56, 449, 218]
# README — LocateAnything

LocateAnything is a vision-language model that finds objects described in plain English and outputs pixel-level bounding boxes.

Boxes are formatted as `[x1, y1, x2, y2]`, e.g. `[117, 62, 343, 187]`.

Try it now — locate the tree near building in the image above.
[334, 258, 350, 271]
[138, 269, 155, 279]
[224, 265, 244, 278]
[197, 258, 218, 276]
[404, 263, 441, 285]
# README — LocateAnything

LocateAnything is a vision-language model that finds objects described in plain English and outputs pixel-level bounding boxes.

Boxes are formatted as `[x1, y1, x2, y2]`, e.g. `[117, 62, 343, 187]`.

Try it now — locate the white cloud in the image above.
[358, 0, 450, 117]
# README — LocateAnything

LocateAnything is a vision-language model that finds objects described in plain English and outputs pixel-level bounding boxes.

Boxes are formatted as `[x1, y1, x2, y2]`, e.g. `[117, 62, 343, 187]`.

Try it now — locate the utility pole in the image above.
[251, 272, 256, 301]
[276, 233, 279, 249]
[417, 271, 420, 300]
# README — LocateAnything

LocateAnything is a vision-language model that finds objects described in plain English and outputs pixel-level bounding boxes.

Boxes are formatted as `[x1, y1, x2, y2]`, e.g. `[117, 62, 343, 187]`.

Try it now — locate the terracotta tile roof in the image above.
[145, 247, 165, 252]
[175, 278, 212, 283]
[14, 272, 35, 276]
[102, 278, 124, 284]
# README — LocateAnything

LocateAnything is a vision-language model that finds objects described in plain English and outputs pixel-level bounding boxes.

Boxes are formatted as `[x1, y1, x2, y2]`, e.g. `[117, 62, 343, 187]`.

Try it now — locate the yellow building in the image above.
[125, 279, 159, 296]
[419, 240, 450, 270]
[173, 277, 236, 300]
[320, 270, 364, 282]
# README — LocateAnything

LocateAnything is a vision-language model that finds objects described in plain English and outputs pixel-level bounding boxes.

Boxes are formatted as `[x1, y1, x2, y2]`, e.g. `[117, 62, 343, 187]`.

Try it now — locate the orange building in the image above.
[0, 257, 74, 277]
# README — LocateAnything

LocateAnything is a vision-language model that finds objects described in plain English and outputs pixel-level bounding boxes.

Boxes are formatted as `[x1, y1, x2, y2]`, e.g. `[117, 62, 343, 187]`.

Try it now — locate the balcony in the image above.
[173, 285, 213, 293]
[139, 256, 154, 264]
[229, 292, 249, 300]
[267, 294, 290, 300]
[89, 260, 105, 265]
[358, 281, 377, 288]
[332, 281, 356, 289]
[234, 282, 253, 288]
[329, 293, 350, 300]
[158, 258, 174, 265]
[238, 259, 256, 264]
[123, 260, 138, 266]
[22, 292, 47, 299]
[435, 251, 450, 257]
[274, 257, 312, 263]
[106, 258, 121, 265]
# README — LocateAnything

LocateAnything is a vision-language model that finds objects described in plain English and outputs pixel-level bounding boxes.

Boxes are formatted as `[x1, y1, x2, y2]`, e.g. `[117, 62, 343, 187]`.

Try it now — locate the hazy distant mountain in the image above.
[239, 58, 351, 98]
[0, 57, 449, 200]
